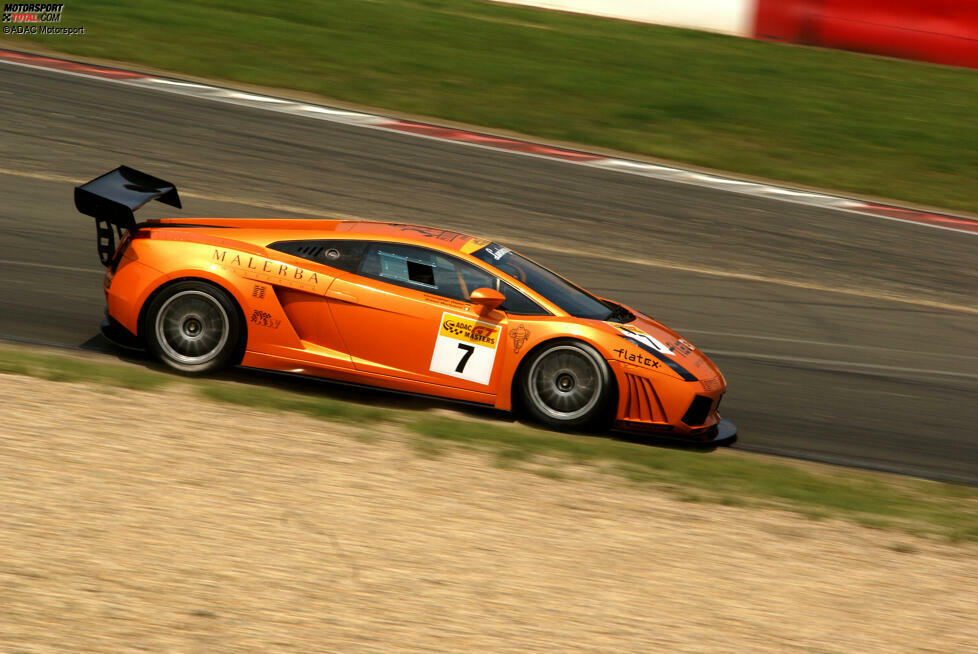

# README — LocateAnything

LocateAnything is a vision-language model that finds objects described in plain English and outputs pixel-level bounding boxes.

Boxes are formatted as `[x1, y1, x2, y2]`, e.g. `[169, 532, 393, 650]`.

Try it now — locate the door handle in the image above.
[326, 288, 358, 304]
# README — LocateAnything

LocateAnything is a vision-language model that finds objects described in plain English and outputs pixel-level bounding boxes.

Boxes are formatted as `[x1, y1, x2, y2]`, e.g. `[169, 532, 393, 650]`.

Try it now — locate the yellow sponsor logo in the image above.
[440, 315, 500, 346]
[460, 237, 492, 255]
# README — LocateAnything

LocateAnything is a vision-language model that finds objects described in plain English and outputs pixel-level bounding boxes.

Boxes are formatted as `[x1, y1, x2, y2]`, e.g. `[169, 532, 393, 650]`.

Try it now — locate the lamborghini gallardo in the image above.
[76, 166, 735, 442]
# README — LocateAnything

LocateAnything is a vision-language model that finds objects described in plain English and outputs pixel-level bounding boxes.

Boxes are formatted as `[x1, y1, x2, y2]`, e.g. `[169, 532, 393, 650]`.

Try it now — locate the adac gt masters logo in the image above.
[2, 3, 63, 22]
[440, 316, 500, 346]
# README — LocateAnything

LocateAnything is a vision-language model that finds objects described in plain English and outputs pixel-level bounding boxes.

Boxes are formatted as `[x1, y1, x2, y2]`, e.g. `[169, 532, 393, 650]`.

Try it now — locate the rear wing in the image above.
[74, 166, 182, 266]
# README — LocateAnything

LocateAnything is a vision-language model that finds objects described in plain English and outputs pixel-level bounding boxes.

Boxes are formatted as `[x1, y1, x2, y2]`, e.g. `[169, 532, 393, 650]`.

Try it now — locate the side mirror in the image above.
[469, 287, 505, 314]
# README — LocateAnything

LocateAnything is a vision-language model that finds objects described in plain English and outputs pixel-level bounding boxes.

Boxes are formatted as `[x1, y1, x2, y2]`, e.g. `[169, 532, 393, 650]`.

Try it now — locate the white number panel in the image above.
[429, 312, 502, 385]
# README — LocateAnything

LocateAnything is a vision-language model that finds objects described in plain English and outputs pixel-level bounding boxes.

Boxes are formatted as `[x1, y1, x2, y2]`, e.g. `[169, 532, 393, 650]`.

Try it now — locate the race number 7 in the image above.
[430, 312, 500, 385]
[456, 343, 475, 372]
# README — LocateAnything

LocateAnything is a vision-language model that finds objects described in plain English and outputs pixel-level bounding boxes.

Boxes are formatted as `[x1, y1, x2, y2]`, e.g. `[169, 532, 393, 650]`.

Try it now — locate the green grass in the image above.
[411, 416, 978, 541]
[2, 343, 978, 541]
[198, 382, 393, 424]
[0, 348, 170, 390]
[5, 0, 978, 212]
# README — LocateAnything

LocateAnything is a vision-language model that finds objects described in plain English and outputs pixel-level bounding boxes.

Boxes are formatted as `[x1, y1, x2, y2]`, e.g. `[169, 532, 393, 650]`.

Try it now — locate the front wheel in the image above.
[519, 340, 614, 430]
[145, 280, 242, 374]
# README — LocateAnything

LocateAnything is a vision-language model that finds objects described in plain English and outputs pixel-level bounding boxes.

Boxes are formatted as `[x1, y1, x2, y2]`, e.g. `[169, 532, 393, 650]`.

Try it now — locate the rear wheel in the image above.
[519, 340, 613, 430]
[145, 280, 242, 374]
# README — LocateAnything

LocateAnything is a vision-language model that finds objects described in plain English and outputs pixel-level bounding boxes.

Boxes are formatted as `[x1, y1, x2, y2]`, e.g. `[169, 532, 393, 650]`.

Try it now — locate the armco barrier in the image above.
[754, 0, 978, 69]
[495, 0, 978, 70]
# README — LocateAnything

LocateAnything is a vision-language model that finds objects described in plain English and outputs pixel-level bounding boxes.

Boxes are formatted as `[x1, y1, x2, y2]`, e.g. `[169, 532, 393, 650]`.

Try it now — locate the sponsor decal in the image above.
[483, 244, 510, 261]
[252, 284, 266, 299]
[609, 323, 673, 355]
[423, 293, 470, 310]
[667, 338, 695, 357]
[613, 347, 660, 369]
[608, 323, 697, 381]
[430, 312, 502, 385]
[439, 315, 500, 346]
[213, 249, 322, 293]
[510, 324, 531, 354]
[392, 225, 466, 243]
[249, 309, 281, 329]
[460, 237, 492, 255]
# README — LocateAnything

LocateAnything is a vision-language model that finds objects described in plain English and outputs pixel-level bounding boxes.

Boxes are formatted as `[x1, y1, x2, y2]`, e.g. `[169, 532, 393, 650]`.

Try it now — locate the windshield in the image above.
[473, 243, 615, 320]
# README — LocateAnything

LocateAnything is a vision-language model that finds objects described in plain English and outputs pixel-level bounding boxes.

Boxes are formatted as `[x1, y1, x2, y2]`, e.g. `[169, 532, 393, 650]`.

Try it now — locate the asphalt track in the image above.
[1, 62, 976, 484]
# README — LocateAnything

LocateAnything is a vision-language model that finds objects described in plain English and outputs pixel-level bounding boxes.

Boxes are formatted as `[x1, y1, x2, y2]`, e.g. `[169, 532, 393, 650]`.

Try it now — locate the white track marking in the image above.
[834, 211, 978, 236]
[221, 91, 290, 103]
[143, 78, 212, 90]
[589, 158, 850, 209]
[588, 159, 978, 236]
[0, 258, 101, 273]
[706, 349, 978, 380]
[125, 77, 388, 126]
[676, 328, 978, 362]
[0, 167, 80, 185]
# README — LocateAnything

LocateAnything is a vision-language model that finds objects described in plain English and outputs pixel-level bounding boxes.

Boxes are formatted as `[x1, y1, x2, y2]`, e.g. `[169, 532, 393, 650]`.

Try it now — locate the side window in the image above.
[358, 243, 552, 314]
[498, 280, 549, 315]
[457, 259, 497, 296]
[359, 243, 493, 302]
[267, 239, 366, 273]
[379, 249, 436, 287]
[361, 244, 441, 291]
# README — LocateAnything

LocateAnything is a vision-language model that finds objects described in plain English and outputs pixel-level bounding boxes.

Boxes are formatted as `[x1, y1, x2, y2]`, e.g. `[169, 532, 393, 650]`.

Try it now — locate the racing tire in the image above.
[145, 280, 242, 374]
[518, 339, 614, 431]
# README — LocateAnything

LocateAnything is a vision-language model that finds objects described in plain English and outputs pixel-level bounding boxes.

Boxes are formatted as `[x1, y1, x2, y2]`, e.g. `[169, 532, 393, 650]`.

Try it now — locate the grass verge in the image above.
[5, 0, 978, 212]
[198, 382, 393, 424]
[411, 417, 978, 541]
[2, 343, 977, 541]
[0, 347, 170, 390]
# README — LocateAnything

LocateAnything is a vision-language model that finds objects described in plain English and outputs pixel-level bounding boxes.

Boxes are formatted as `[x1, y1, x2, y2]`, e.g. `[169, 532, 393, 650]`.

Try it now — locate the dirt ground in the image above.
[1, 373, 976, 653]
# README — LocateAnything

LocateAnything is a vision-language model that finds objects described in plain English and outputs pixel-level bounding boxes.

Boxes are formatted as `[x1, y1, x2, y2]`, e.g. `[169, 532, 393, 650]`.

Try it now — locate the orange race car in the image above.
[75, 166, 736, 442]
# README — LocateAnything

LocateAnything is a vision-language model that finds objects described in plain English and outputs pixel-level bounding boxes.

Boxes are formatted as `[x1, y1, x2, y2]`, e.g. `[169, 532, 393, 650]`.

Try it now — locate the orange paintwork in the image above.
[106, 218, 728, 438]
